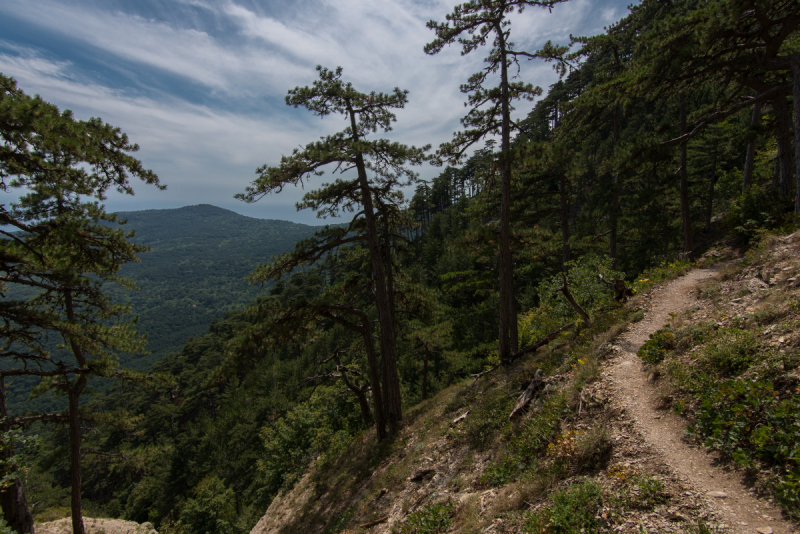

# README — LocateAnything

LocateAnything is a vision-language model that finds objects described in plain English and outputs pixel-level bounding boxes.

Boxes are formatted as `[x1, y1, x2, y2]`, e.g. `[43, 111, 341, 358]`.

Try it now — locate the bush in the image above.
[461, 388, 514, 450]
[525, 480, 604, 533]
[638, 328, 675, 364]
[692, 379, 800, 515]
[537, 254, 625, 321]
[399, 502, 452, 534]
[701, 330, 758, 376]
[179, 476, 239, 534]
[725, 187, 791, 243]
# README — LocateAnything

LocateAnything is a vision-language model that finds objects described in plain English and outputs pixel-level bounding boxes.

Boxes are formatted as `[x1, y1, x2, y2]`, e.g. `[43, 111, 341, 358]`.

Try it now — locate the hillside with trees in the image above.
[2, 0, 800, 532]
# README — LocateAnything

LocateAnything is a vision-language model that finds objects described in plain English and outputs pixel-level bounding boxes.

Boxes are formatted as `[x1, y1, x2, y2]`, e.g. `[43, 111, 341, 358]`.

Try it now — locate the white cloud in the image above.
[0, 0, 631, 221]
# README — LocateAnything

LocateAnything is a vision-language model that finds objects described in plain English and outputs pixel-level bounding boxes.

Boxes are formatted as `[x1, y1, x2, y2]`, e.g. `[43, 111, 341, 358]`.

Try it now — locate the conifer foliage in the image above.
[425, 0, 569, 362]
[237, 66, 429, 438]
[0, 73, 162, 534]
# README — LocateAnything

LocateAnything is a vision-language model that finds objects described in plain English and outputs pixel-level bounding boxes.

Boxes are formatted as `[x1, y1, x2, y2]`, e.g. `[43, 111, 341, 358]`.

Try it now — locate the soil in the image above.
[249, 258, 800, 533]
[35, 517, 157, 534]
[606, 267, 797, 534]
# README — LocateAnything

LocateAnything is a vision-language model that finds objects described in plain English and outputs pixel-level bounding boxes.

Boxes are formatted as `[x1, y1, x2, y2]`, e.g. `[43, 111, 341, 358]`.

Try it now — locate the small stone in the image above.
[706, 491, 728, 498]
[756, 527, 773, 534]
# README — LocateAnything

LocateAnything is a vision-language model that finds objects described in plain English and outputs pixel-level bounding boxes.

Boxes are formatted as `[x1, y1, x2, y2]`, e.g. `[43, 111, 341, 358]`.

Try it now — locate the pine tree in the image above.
[237, 66, 428, 437]
[425, 0, 568, 361]
[0, 73, 162, 534]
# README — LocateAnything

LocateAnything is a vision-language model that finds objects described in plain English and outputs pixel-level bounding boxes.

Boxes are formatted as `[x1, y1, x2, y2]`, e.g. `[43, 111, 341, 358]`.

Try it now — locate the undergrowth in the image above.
[646, 229, 800, 519]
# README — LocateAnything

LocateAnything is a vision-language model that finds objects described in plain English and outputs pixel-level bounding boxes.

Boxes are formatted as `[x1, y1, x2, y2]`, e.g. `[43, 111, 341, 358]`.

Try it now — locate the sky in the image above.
[0, 0, 634, 224]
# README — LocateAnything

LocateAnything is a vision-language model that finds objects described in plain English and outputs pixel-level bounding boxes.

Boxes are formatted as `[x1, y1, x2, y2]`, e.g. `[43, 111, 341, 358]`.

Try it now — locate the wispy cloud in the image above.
[0, 0, 631, 222]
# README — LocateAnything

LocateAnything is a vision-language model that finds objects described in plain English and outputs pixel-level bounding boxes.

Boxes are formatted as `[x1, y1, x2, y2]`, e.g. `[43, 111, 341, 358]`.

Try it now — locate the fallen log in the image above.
[470, 322, 575, 383]
[509, 369, 544, 419]
[359, 516, 389, 528]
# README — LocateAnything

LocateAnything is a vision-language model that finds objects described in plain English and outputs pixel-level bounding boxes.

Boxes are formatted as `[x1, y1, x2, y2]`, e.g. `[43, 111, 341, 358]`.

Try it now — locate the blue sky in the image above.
[0, 0, 633, 224]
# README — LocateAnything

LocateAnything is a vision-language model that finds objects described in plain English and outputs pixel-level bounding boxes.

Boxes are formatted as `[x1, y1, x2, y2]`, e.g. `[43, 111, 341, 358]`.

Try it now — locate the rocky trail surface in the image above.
[604, 267, 796, 534]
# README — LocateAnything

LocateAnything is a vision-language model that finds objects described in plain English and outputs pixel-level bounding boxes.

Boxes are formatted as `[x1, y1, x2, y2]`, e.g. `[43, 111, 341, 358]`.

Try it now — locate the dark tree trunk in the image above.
[509, 295, 519, 354]
[422, 345, 429, 401]
[610, 105, 621, 262]
[348, 105, 402, 435]
[774, 94, 792, 197]
[705, 146, 718, 232]
[742, 100, 762, 191]
[679, 93, 694, 260]
[496, 23, 515, 364]
[63, 288, 87, 534]
[323, 313, 386, 439]
[0, 378, 35, 534]
[67, 378, 87, 534]
[560, 172, 571, 266]
[792, 57, 800, 213]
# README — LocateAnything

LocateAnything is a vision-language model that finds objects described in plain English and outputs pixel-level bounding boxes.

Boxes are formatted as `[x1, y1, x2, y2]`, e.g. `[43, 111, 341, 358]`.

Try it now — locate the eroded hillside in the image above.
[248, 233, 800, 534]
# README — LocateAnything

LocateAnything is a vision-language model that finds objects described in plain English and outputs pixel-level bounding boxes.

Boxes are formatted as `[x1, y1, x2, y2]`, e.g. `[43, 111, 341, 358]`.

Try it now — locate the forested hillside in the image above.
[110, 204, 323, 370]
[2, 0, 799, 532]
[2, 205, 322, 416]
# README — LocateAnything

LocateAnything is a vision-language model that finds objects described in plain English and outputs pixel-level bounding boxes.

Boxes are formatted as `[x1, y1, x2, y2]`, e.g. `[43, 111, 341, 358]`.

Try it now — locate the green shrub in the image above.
[634, 476, 669, 508]
[179, 476, 239, 534]
[461, 388, 514, 450]
[525, 480, 604, 533]
[536, 254, 625, 321]
[701, 330, 758, 376]
[725, 187, 791, 243]
[399, 502, 452, 534]
[674, 322, 714, 353]
[477, 394, 567, 487]
[692, 379, 800, 515]
[638, 328, 675, 364]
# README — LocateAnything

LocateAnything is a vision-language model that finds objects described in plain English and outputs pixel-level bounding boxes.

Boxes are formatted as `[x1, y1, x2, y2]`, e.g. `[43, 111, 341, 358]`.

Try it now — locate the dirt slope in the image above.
[250, 245, 800, 533]
[607, 268, 795, 534]
[36, 517, 157, 534]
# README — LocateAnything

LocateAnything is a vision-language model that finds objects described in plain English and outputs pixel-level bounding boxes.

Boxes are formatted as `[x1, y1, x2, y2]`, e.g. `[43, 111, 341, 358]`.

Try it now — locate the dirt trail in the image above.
[609, 268, 796, 534]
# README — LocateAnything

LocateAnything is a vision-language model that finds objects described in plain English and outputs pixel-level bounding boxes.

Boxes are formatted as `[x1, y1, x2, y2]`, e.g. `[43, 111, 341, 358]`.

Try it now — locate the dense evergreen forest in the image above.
[1, 0, 798, 532]
[109, 204, 323, 371]
[1, 205, 322, 416]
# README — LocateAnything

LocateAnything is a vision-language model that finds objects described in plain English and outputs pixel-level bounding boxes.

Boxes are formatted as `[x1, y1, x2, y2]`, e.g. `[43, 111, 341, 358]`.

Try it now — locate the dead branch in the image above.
[359, 516, 389, 528]
[511, 321, 576, 360]
[470, 322, 575, 383]
[510, 369, 544, 419]
[557, 272, 590, 321]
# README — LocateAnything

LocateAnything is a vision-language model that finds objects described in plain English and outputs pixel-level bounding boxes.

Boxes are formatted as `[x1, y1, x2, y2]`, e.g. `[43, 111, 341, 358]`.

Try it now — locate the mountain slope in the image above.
[248, 237, 800, 534]
[111, 204, 323, 370]
[4, 204, 323, 414]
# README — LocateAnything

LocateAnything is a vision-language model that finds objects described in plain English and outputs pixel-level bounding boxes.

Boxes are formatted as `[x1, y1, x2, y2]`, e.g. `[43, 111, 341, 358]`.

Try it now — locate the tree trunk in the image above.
[0, 378, 35, 534]
[422, 345, 429, 401]
[610, 105, 621, 262]
[353, 388, 374, 429]
[742, 100, 762, 191]
[792, 57, 800, 213]
[679, 93, 694, 260]
[348, 105, 402, 435]
[705, 145, 718, 232]
[774, 94, 792, 197]
[63, 287, 87, 534]
[67, 378, 87, 534]
[496, 24, 515, 365]
[560, 172, 571, 266]
[509, 296, 519, 354]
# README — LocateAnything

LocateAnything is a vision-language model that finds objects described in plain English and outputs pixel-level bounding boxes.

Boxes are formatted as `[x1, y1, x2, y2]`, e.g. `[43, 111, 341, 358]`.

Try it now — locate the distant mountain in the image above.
[4, 204, 323, 414]
[111, 204, 323, 370]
